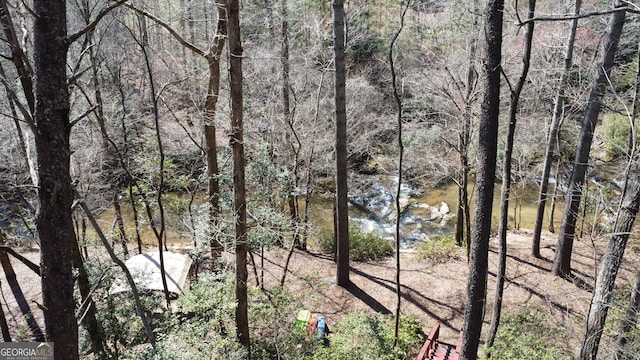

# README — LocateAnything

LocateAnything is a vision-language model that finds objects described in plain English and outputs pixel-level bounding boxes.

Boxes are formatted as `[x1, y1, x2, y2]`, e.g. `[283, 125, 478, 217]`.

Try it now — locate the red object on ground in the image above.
[415, 323, 462, 360]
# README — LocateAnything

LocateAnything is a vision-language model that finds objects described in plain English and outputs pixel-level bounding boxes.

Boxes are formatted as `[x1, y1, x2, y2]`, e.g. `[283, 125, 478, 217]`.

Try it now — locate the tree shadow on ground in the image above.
[491, 248, 594, 293]
[345, 281, 391, 314]
[349, 267, 463, 332]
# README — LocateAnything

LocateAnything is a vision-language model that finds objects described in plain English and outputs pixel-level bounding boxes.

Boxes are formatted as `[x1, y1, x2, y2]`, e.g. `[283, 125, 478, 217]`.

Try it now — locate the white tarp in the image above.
[109, 251, 193, 296]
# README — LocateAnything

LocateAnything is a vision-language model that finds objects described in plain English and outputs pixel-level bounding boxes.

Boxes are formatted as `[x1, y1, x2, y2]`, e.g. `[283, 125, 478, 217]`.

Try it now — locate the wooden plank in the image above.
[415, 323, 440, 360]
[451, 330, 463, 360]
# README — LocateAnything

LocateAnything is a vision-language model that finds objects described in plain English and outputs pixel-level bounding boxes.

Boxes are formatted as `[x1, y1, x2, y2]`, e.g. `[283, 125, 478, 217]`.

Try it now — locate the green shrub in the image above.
[249, 285, 323, 359]
[350, 226, 394, 261]
[120, 275, 319, 360]
[302, 311, 424, 360]
[601, 113, 636, 160]
[482, 306, 571, 360]
[318, 225, 394, 261]
[414, 233, 457, 263]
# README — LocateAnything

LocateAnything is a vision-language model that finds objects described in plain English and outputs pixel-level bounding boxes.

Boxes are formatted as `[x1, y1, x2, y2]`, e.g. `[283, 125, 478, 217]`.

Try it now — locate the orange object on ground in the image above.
[308, 313, 318, 333]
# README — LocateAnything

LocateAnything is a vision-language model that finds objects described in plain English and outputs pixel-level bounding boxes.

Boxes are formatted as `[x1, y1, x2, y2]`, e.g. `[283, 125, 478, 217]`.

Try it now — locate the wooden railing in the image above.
[415, 323, 462, 360]
[415, 323, 440, 360]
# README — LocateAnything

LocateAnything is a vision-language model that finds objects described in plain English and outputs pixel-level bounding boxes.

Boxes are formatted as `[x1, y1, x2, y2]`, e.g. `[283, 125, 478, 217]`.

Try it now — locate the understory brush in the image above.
[482, 306, 571, 360]
[318, 224, 394, 261]
[91, 269, 424, 359]
[301, 311, 424, 360]
[414, 233, 457, 263]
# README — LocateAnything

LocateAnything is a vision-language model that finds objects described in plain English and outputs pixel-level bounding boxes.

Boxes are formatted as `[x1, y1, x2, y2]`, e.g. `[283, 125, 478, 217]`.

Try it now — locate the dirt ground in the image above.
[246, 229, 640, 355]
[2, 230, 639, 356]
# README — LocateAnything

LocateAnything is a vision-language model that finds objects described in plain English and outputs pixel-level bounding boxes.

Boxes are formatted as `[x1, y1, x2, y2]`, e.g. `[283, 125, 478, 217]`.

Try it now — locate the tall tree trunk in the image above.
[486, 0, 536, 350]
[333, 0, 350, 287]
[281, 0, 301, 247]
[461, 0, 503, 358]
[455, 187, 465, 247]
[579, 157, 640, 360]
[613, 263, 640, 359]
[70, 232, 104, 354]
[34, 1, 79, 358]
[532, 0, 582, 257]
[553, 3, 627, 277]
[139, 33, 171, 309]
[226, 0, 250, 352]
[456, 0, 479, 250]
[389, 1, 409, 347]
[0, 10, 38, 187]
[128, 1, 227, 260]
[549, 161, 561, 233]
[610, 42, 640, 360]
[624, 44, 640, 157]
[113, 193, 130, 258]
[0, 0, 35, 114]
[0, 280, 10, 341]
[205, 0, 227, 260]
[301, 72, 326, 250]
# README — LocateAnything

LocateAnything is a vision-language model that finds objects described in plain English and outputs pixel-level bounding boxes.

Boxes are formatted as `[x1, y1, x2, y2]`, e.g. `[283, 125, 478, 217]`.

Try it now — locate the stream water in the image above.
[301, 175, 563, 249]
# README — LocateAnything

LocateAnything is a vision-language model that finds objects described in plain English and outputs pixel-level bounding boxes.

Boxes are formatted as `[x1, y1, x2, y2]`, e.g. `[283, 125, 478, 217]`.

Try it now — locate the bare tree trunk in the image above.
[128, 1, 227, 260]
[128, 184, 144, 254]
[113, 193, 130, 258]
[625, 44, 640, 157]
[70, 230, 104, 354]
[0, 60, 37, 186]
[34, 1, 79, 357]
[77, 199, 156, 345]
[613, 263, 640, 359]
[388, 1, 409, 348]
[549, 161, 561, 233]
[455, 188, 465, 247]
[461, 0, 504, 358]
[611, 42, 640, 360]
[456, 0, 479, 250]
[0, 281, 10, 341]
[226, 0, 250, 352]
[579, 157, 640, 360]
[333, 0, 350, 287]
[486, 0, 536, 350]
[138, 33, 171, 309]
[301, 71, 326, 250]
[281, 229, 299, 286]
[532, 0, 582, 257]
[0, 0, 34, 114]
[281, 0, 301, 248]
[204, 1, 227, 260]
[553, 3, 627, 277]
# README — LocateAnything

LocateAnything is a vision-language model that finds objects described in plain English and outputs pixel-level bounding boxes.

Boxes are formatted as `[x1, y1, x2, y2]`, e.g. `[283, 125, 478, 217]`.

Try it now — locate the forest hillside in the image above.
[0, 0, 640, 359]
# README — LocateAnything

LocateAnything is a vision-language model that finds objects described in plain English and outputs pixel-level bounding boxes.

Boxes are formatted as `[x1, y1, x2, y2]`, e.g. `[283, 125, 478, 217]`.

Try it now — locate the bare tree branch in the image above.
[124, 3, 207, 57]
[70, 105, 98, 127]
[67, 0, 128, 45]
[518, 6, 638, 26]
[0, 77, 34, 130]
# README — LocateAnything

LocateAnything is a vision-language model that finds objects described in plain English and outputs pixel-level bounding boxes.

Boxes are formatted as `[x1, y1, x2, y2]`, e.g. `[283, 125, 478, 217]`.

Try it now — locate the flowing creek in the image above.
[88, 175, 564, 250]
[309, 175, 563, 249]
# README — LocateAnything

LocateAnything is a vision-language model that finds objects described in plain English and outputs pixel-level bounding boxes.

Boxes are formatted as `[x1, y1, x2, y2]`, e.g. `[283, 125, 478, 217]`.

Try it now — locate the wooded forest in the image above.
[1, 0, 640, 359]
